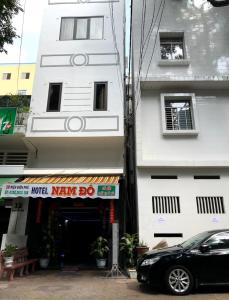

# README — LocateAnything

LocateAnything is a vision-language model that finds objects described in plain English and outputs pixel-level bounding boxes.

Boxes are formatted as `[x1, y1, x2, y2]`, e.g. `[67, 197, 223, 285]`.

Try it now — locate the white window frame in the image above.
[160, 93, 199, 136]
[18, 90, 27, 95]
[2, 73, 11, 80]
[158, 31, 190, 67]
[21, 72, 30, 79]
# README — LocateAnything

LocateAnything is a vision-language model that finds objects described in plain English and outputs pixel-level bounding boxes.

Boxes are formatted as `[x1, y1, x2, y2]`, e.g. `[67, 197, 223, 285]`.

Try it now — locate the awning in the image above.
[0, 177, 19, 205]
[1, 176, 120, 199]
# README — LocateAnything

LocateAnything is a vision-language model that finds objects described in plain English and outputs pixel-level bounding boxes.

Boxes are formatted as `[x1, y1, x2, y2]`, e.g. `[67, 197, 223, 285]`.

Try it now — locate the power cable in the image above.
[16, 0, 27, 95]
[132, 0, 165, 117]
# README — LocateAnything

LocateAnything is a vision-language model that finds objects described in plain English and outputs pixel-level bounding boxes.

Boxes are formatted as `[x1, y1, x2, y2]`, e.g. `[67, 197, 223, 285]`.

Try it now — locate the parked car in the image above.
[137, 229, 229, 295]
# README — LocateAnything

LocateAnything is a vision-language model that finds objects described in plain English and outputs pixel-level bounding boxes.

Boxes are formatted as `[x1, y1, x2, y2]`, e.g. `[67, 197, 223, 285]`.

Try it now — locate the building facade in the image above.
[132, 0, 229, 247]
[1, 0, 125, 267]
[0, 63, 35, 96]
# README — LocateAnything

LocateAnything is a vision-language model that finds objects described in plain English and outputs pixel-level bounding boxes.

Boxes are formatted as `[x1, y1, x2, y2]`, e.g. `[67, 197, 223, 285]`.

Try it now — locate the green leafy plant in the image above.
[3, 244, 17, 257]
[138, 240, 148, 247]
[120, 233, 138, 268]
[90, 236, 109, 259]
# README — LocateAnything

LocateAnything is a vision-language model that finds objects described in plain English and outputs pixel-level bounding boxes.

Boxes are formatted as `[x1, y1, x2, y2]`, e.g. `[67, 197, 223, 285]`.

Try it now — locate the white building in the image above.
[1, 0, 125, 265]
[132, 0, 229, 247]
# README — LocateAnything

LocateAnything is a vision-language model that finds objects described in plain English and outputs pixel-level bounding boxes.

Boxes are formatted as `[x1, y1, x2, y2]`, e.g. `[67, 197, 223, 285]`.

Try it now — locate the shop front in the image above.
[1, 176, 122, 269]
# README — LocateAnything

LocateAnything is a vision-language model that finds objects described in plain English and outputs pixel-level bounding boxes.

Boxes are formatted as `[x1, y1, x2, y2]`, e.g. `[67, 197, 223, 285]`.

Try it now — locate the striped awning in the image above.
[1, 176, 120, 199]
[21, 176, 119, 185]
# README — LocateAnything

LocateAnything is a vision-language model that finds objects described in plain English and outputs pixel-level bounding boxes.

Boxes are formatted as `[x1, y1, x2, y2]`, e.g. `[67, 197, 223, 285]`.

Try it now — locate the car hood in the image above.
[143, 245, 183, 258]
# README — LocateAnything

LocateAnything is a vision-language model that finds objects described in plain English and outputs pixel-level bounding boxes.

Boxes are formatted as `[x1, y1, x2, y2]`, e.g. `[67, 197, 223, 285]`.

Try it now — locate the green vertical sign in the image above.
[0, 107, 16, 135]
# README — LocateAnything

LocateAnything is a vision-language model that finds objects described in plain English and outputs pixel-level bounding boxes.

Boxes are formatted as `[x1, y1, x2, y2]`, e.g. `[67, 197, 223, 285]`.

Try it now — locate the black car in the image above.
[137, 229, 229, 295]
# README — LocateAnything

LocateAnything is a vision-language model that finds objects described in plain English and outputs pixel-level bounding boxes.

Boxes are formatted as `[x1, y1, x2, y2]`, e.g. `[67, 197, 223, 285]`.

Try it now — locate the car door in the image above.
[191, 231, 229, 284]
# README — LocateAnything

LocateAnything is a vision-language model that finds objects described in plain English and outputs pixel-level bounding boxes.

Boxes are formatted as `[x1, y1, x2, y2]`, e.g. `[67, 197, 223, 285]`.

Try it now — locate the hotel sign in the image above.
[0, 107, 16, 135]
[1, 183, 119, 199]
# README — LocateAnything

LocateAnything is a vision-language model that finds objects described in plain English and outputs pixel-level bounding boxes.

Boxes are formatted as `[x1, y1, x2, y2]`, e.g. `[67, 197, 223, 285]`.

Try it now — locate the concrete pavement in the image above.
[0, 270, 229, 300]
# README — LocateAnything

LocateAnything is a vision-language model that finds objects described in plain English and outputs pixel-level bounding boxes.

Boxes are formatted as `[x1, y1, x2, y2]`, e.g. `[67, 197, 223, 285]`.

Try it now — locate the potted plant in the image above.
[3, 244, 17, 267]
[39, 228, 52, 269]
[120, 233, 138, 278]
[136, 240, 149, 257]
[90, 236, 109, 269]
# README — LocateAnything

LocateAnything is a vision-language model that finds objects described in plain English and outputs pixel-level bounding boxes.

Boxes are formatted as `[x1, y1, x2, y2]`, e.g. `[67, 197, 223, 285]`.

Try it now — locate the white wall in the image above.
[137, 168, 229, 247]
[27, 0, 124, 138]
[132, 0, 229, 79]
[136, 89, 229, 166]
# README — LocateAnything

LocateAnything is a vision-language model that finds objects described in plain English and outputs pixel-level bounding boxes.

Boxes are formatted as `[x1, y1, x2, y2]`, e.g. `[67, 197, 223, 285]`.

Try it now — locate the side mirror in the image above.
[199, 244, 210, 253]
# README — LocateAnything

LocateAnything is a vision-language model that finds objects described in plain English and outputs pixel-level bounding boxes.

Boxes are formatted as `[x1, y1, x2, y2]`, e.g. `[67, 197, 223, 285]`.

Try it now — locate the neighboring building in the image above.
[0, 63, 35, 96]
[132, 0, 229, 247]
[1, 0, 125, 267]
[0, 64, 36, 247]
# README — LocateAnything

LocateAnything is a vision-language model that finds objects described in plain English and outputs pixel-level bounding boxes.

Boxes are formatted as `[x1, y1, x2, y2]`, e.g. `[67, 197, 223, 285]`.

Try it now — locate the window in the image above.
[2, 73, 11, 80]
[205, 232, 229, 250]
[160, 34, 184, 60]
[152, 196, 180, 214]
[47, 83, 62, 112]
[21, 72, 30, 79]
[94, 82, 107, 111]
[60, 17, 104, 40]
[161, 93, 198, 135]
[18, 90, 27, 95]
[165, 100, 193, 130]
[196, 197, 225, 214]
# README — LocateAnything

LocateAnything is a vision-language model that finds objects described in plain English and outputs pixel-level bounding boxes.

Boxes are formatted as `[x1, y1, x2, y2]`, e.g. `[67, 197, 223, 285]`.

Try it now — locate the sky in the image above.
[0, 0, 131, 64]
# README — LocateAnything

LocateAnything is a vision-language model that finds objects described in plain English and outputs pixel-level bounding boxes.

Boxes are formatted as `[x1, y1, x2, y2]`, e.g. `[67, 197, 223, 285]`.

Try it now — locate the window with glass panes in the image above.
[60, 17, 104, 40]
[160, 37, 184, 60]
[165, 100, 193, 130]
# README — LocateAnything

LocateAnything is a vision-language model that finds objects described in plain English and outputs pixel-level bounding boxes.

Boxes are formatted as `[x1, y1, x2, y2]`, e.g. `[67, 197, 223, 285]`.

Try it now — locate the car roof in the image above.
[205, 229, 229, 234]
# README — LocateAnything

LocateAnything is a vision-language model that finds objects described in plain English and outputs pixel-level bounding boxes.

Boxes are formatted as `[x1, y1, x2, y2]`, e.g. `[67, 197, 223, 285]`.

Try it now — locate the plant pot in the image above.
[4, 256, 14, 267]
[127, 268, 137, 279]
[39, 258, 50, 269]
[136, 246, 149, 257]
[96, 258, 106, 269]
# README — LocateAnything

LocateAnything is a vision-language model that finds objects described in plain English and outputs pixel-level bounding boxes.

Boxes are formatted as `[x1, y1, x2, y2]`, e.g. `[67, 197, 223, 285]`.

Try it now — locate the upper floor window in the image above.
[60, 17, 104, 41]
[2, 73, 11, 80]
[94, 82, 107, 111]
[18, 90, 27, 95]
[47, 83, 62, 112]
[161, 93, 199, 135]
[21, 72, 30, 79]
[160, 33, 185, 60]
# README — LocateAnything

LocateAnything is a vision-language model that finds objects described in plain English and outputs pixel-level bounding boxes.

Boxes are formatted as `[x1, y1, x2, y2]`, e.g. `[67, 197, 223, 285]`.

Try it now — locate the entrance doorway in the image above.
[58, 203, 109, 265]
[27, 198, 111, 268]
[0, 205, 11, 247]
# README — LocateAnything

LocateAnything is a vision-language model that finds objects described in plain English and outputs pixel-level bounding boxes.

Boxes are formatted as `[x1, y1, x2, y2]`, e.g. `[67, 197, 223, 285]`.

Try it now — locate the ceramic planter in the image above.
[96, 258, 106, 269]
[136, 246, 149, 257]
[4, 256, 14, 267]
[127, 268, 137, 279]
[39, 258, 50, 269]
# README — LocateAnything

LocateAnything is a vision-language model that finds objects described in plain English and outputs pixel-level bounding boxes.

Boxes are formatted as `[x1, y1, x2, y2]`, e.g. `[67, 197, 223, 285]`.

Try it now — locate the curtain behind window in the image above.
[90, 17, 103, 39]
[75, 18, 88, 39]
[60, 18, 74, 40]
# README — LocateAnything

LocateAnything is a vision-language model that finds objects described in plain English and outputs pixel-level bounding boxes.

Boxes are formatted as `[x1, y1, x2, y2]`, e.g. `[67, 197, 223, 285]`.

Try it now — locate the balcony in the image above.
[0, 95, 30, 135]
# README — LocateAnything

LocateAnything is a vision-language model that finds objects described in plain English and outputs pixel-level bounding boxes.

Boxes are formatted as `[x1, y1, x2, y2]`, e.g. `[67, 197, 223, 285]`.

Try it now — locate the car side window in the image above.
[205, 232, 229, 250]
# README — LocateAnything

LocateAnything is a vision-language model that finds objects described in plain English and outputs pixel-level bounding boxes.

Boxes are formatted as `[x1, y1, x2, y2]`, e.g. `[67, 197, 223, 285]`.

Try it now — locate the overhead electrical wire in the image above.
[16, 0, 27, 95]
[134, 0, 166, 113]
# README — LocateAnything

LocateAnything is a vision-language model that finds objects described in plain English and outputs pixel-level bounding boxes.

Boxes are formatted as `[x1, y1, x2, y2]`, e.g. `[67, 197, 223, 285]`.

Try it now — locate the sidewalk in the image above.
[0, 270, 229, 300]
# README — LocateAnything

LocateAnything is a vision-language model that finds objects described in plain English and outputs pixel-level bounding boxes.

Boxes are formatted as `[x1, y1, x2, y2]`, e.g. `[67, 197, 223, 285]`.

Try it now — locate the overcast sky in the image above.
[0, 0, 131, 64]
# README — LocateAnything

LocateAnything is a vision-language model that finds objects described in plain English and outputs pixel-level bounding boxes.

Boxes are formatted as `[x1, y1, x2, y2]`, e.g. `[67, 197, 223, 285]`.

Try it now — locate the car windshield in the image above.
[180, 231, 211, 249]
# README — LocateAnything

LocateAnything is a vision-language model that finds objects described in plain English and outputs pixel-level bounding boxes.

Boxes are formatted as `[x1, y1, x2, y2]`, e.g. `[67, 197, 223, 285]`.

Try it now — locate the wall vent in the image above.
[196, 197, 225, 214]
[151, 175, 178, 179]
[194, 176, 220, 180]
[154, 233, 183, 238]
[152, 196, 180, 214]
[0, 152, 28, 166]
